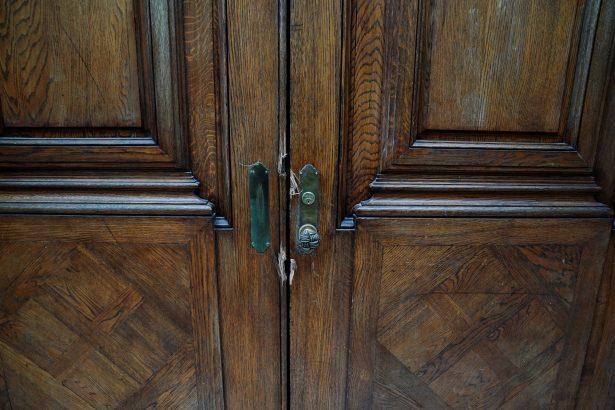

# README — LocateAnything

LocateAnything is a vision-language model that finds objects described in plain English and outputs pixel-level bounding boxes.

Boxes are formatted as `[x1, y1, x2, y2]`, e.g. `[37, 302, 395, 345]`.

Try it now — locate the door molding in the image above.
[338, 0, 612, 223]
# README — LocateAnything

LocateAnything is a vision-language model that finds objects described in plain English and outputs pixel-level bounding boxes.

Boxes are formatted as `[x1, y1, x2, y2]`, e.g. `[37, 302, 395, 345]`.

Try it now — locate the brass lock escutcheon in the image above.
[296, 164, 320, 254]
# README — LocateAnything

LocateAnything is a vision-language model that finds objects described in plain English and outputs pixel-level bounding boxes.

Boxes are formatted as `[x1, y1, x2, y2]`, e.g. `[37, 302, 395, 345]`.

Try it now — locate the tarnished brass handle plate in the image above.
[296, 164, 320, 254]
[249, 162, 270, 253]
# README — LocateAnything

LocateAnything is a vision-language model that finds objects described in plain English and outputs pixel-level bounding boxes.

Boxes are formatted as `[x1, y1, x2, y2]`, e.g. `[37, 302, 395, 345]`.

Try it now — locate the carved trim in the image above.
[339, 0, 613, 221]
[0, 171, 199, 190]
[354, 199, 611, 218]
[369, 175, 602, 194]
[0, 172, 213, 215]
[0, 145, 176, 168]
[0, 137, 155, 146]
[354, 175, 611, 218]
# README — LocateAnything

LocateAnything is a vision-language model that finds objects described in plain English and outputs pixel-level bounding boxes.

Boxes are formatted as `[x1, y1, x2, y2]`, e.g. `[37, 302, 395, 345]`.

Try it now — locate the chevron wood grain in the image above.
[347, 218, 611, 409]
[0, 216, 223, 409]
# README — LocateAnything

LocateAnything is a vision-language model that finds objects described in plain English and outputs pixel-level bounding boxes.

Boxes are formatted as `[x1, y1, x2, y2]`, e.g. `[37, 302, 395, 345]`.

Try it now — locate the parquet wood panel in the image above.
[0, 216, 223, 409]
[347, 218, 611, 409]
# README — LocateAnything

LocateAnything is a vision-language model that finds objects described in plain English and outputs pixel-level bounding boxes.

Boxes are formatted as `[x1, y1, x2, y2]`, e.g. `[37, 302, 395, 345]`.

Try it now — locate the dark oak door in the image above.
[0, 0, 283, 408]
[1, 0, 614, 409]
[289, 0, 614, 409]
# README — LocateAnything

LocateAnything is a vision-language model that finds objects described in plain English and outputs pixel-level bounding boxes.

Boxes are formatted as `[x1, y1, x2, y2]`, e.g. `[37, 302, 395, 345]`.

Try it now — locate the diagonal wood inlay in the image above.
[0, 238, 202, 408]
[375, 342, 451, 409]
[376, 243, 581, 408]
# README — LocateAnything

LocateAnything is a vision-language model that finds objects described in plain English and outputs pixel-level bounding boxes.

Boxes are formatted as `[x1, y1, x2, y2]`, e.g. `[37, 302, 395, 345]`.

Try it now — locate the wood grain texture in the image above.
[0, 1, 612, 408]
[0, 0, 197, 170]
[577, 0, 615, 168]
[147, 0, 188, 167]
[340, 0, 608, 214]
[0, 216, 224, 409]
[578, 231, 615, 409]
[344, 0, 385, 214]
[591, 22, 615, 213]
[289, 0, 354, 408]
[423, 0, 578, 132]
[0, 0, 141, 127]
[343, 0, 419, 216]
[292, 2, 613, 408]
[289, 232, 354, 409]
[347, 218, 611, 409]
[577, 2, 615, 404]
[184, 0, 217, 190]
[183, 0, 231, 218]
[215, 0, 282, 407]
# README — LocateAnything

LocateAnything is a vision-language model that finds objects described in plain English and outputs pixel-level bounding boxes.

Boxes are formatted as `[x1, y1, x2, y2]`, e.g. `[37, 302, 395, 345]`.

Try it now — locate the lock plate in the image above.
[249, 162, 270, 253]
[297, 164, 319, 254]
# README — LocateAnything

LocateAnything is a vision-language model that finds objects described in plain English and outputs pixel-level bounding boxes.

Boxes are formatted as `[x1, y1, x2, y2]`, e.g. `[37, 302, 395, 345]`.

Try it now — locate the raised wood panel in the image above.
[0, 216, 224, 408]
[347, 218, 611, 409]
[0, 0, 232, 225]
[413, 0, 591, 146]
[0, 0, 141, 128]
[423, 0, 578, 133]
[340, 0, 611, 218]
[0, 0, 218, 171]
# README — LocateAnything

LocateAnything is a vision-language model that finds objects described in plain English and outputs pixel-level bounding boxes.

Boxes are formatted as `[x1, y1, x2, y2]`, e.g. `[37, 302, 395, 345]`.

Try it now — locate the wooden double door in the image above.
[1, 0, 614, 408]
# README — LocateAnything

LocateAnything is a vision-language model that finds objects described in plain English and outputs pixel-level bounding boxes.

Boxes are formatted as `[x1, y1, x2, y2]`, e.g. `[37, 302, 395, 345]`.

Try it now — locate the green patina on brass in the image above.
[298, 164, 319, 229]
[249, 162, 270, 253]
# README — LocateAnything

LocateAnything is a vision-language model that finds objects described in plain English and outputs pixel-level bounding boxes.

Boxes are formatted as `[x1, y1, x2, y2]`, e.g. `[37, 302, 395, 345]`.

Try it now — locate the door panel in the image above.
[342, 0, 606, 214]
[347, 218, 610, 408]
[0, 0, 141, 128]
[0, 0, 187, 167]
[0, 0, 283, 407]
[423, 0, 577, 133]
[0, 216, 223, 408]
[290, 0, 614, 408]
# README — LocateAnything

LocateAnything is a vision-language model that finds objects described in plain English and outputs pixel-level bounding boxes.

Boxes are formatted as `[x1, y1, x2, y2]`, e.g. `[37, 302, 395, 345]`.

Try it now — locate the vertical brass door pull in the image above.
[249, 162, 270, 253]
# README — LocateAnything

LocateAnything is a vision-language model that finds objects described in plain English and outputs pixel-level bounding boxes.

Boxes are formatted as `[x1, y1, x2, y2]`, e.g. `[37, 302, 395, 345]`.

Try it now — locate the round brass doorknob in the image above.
[297, 224, 320, 254]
